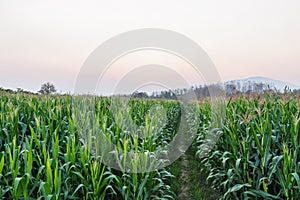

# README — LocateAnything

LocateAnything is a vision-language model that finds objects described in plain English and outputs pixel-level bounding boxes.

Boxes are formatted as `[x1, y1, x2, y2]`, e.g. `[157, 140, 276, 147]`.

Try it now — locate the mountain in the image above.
[224, 76, 300, 93]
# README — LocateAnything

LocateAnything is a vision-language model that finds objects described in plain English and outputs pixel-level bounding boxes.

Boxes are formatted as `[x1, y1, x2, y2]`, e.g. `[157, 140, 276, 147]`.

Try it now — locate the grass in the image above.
[187, 146, 220, 200]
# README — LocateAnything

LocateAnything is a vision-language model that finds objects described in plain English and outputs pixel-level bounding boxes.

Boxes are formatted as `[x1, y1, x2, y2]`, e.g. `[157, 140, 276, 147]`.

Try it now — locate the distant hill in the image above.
[225, 76, 300, 93]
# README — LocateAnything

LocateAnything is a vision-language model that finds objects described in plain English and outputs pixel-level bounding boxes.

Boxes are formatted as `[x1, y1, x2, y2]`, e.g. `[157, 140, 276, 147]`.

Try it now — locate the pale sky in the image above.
[0, 0, 299, 94]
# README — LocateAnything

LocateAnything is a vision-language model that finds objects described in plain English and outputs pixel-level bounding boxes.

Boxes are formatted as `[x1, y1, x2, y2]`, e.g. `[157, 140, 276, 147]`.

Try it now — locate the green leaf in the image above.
[244, 189, 281, 199]
[0, 155, 4, 174]
[137, 174, 149, 198]
[14, 177, 25, 199]
[71, 184, 84, 197]
[292, 173, 300, 190]
[224, 184, 251, 198]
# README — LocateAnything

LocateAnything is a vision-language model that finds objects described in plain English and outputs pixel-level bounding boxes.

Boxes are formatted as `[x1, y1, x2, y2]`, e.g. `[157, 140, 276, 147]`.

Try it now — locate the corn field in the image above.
[0, 93, 183, 199]
[196, 94, 300, 199]
[0, 92, 299, 199]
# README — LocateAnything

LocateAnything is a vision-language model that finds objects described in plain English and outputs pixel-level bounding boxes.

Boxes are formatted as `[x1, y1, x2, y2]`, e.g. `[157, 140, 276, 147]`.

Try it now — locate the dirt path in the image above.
[177, 152, 191, 200]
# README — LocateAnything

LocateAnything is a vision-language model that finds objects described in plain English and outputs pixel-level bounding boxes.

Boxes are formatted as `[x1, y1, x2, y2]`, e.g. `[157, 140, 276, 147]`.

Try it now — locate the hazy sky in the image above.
[0, 0, 299, 93]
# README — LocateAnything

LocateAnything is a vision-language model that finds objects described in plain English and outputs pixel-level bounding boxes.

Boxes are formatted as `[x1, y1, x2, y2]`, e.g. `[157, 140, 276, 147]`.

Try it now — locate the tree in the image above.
[225, 84, 237, 95]
[16, 88, 24, 92]
[132, 91, 148, 99]
[38, 82, 57, 94]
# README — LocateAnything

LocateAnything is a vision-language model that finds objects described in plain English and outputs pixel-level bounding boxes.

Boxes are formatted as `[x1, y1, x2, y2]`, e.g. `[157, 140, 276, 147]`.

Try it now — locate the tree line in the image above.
[1, 82, 300, 98]
[132, 82, 300, 99]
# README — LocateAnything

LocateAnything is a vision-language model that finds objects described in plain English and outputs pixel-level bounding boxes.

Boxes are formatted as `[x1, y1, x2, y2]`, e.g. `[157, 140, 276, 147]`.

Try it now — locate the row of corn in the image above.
[196, 94, 300, 199]
[0, 93, 181, 199]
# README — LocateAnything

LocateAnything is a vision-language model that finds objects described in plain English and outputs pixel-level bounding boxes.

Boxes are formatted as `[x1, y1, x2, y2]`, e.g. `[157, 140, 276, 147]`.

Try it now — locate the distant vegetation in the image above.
[0, 87, 37, 95]
[0, 82, 57, 95]
[1, 80, 299, 98]
[38, 82, 57, 95]
[134, 82, 300, 99]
